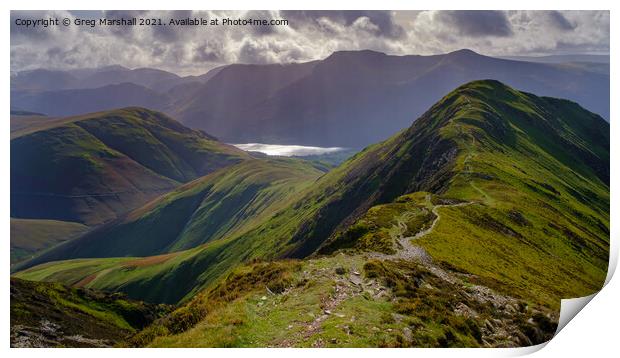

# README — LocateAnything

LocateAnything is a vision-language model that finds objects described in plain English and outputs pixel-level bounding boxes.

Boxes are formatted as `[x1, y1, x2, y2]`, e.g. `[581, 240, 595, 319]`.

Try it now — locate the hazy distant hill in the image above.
[501, 54, 609, 64]
[12, 50, 609, 148]
[11, 83, 173, 117]
[10, 65, 181, 92]
[176, 49, 608, 147]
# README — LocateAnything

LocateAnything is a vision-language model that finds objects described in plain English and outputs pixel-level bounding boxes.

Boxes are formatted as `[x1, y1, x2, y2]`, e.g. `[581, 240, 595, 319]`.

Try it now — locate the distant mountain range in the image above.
[12, 83, 170, 117]
[11, 50, 610, 148]
[500, 54, 609, 64]
[12, 65, 184, 91]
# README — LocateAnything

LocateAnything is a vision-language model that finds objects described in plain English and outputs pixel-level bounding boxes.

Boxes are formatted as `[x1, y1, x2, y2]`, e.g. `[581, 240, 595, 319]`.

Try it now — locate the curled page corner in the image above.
[604, 235, 618, 286]
[515, 242, 618, 354]
[507, 292, 602, 356]
[555, 293, 597, 334]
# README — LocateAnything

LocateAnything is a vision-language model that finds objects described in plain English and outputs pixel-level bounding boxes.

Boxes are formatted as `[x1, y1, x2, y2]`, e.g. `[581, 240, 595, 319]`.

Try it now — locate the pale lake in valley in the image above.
[232, 143, 346, 157]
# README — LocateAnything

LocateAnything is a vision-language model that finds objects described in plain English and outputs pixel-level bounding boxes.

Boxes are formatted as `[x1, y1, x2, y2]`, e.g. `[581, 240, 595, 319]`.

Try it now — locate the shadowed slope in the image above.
[11, 107, 247, 225]
[10, 219, 89, 264]
[15, 158, 324, 266]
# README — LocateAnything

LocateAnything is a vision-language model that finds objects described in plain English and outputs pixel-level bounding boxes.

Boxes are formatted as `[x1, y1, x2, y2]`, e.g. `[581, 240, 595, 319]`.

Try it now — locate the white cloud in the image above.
[10, 10, 609, 75]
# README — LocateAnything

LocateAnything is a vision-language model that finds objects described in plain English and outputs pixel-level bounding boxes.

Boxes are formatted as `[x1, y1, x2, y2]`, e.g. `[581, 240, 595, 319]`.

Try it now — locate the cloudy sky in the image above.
[10, 10, 610, 75]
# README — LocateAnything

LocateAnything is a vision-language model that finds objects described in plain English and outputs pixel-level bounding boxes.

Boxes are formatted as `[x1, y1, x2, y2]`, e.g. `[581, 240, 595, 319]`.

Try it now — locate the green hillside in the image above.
[15, 81, 609, 346]
[10, 218, 89, 264]
[11, 107, 247, 225]
[16, 158, 324, 267]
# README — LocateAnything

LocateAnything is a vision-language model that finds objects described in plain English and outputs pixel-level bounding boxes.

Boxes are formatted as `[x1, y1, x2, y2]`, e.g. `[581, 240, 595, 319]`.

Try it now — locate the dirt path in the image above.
[367, 195, 523, 311]
[284, 195, 525, 347]
[303, 280, 351, 343]
[460, 121, 494, 206]
[370, 194, 474, 265]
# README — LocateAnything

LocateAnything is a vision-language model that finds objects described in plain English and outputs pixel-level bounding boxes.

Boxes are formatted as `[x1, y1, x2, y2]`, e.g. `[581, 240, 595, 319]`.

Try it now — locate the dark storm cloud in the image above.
[547, 11, 576, 31]
[282, 10, 404, 39]
[437, 11, 513, 37]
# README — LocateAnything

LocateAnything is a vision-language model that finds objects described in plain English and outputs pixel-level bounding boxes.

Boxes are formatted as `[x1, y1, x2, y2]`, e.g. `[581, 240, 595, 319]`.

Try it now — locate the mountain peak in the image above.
[446, 48, 481, 57]
[437, 80, 521, 108]
[325, 49, 388, 61]
[454, 79, 513, 93]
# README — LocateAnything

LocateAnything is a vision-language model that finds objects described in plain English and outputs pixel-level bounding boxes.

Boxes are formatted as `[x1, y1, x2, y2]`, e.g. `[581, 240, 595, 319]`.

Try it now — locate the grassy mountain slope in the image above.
[15, 81, 609, 314]
[16, 158, 324, 267]
[165, 158, 325, 251]
[10, 219, 89, 264]
[11, 107, 246, 225]
[314, 80, 609, 307]
[138, 256, 557, 348]
[10, 278, 170, 347]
